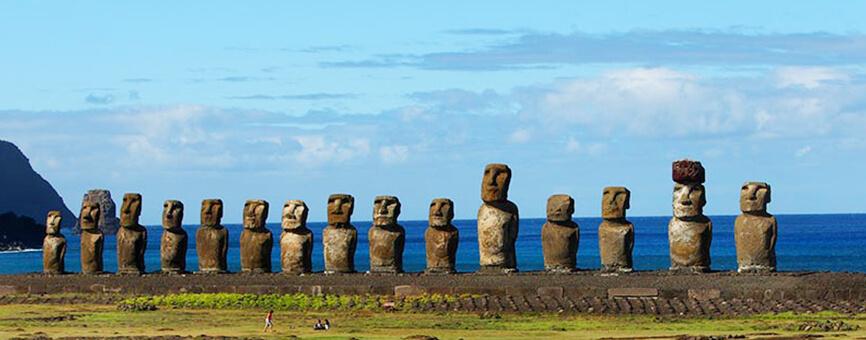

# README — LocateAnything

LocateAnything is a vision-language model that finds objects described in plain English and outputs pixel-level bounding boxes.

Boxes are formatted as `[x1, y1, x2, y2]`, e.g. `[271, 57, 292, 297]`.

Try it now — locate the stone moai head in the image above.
[481, 163, 511, 203]
[546, 194, 574, 223]
[79, 200, 101, 231]
[46, 210, 62, 235]
[740, 182, 771, 214]
[373, 195, 401, 226]
[601, 186, 630, 220]
[243, 199, 269, 230]
[120, 193, 142, 228]
[429, 198, 454, 227]
[672, 159, 707, 219]
[200, 199, 223, 227]
[282, 200, 308, 230]
[162, 200, 184, 230]
[327, 194, 354, 225]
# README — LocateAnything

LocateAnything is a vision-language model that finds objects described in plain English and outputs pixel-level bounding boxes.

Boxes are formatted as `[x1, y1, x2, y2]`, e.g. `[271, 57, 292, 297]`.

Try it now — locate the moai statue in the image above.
[240, 199, 273, 273]
[43, 211, 67, 274]
[368, 196, 405, 273]
[196, 199, 228, 273]
[117, 193, 147, 274]
[160, 200, 187, 273]
[323, 194, 357, 273]
[669, 160, 712, 273]
[541, 194, 579, 272]
[735, 182, 777, 273]
[425, 198, 459, 274]
[598, 187, 634, 272]
[79, 199, 104, 274]
[477, 163, 519, 273]
[280, 200, 313, 274]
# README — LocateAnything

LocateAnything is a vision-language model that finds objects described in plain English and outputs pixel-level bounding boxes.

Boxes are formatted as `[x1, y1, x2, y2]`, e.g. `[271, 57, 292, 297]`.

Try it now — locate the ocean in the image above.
[1, 214, 864, 274]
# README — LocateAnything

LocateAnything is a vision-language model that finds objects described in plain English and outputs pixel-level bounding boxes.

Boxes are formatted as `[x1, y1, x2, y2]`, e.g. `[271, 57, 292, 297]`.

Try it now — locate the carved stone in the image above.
[116, 193, 147, 274]
[280, 200, 313, 274]
[598, 186, 634, 272]
[75, 189, 120, 235]
[42, 211, 66, 274]
[240, 199, 273, 273]
[368, 196, 405, 273]
[735, 182, 777, 273]
[196, 199, 228, 273]
[323, 194, 357, 273]
[477, 163, 519, 273]
[160, 200, 187, 273]
[425, 198, 458, 274]
[542, 194, 579, 272]
[669, 160, 712, 273]
[79, 199, 103, 274]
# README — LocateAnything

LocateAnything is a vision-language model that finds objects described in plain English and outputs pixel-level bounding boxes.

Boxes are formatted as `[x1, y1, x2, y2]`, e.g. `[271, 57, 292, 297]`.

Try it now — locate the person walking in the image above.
[263, 310, 274, 333]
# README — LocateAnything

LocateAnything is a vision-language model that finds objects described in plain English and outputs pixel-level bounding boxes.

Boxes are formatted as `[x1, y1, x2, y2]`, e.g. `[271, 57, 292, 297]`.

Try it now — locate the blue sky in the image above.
[2, 1, 866, 224]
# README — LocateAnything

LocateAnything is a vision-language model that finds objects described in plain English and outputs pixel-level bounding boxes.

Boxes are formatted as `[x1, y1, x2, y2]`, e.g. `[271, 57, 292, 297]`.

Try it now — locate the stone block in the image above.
[537, 286, 564, 298]
[394, 285, 425, 297]
[608, 288, 658, 298]
[688, 288, 720, 300]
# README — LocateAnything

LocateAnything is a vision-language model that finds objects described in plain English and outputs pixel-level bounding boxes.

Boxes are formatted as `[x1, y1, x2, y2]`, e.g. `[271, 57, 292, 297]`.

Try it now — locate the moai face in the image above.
[200, 199, 223, 227]
[243, 199, 269, 230]
[373, 196, 401, 226]
[79, 200, 101, 231]
[740, 182, 771, 214]
[162, 200, 184, 229]
[46, 211, 62, 235]
[327, 194, 354, 225]
[673, 183, 706, 218]
[601, 186, 631, 219]
[429, 198, 454, 227]
[282, 200, 308, 230]
[546, 194, 574, 222]
[481, 163, 511, 203]
[120, 193, 142, 227]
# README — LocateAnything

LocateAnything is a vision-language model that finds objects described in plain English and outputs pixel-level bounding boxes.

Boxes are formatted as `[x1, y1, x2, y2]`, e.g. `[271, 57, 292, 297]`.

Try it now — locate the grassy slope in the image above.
[0, 304, 864, 339]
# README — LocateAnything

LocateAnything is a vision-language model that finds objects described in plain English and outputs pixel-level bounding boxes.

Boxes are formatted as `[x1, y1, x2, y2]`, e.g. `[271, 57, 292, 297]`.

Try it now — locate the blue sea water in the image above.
[1, 214, 864, 274]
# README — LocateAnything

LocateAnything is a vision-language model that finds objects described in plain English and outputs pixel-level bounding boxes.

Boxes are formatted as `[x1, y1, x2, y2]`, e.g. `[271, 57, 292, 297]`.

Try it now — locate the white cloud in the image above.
[379, 145, 409, 163]
[795, 146, 813, 157]
[293, 135, 371, 165]
[508, 128, 532, 143]
[775, 67, 850, 89]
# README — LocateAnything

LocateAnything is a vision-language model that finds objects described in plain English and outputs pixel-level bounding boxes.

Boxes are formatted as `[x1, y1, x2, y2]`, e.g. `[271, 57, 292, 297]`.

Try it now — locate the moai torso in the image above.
[734, 182, 777, 273]
[368, 196, 405, 273]
[117, 193, 147, 274]
[43, 211, 66, 274]
[79, 200, 104, 274]
[425, 198, 459, 274]
[598, 187, 634, 272]
[477, 163, 519, 273]
[280, 200, 313, 274]
[240, 200, 273, 273]
[160, 200, 187, 273]
[668, 160, 712, 272]
[196, 199, 228, 273]
[541, 195, 579, 272]
[323, 194, 357, 273]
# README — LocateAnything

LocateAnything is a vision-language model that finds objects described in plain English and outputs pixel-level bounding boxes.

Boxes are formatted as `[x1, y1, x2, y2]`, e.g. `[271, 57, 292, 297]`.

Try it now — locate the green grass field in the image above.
[0, 303, 864, 339]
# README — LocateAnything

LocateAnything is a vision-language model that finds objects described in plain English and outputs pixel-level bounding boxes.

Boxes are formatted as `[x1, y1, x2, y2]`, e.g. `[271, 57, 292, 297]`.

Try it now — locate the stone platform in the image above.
[0, 271, 864, 302]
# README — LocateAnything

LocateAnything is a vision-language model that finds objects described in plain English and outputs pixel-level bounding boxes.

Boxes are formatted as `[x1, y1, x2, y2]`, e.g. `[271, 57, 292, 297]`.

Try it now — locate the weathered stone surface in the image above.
[116, 193, 147, 274]
[672, 159, 705, 184]
[477, 163, 519, 273]
[196, 199, 228, 273]
[608, 288, 659, 298]
[323, 194, 357, 273]
[369, 195, 405, 273]
[75, 189, 120, 235]
[280, 200, 313, 274]
[42, 211, 66, 274]
[425, 198, 458, 274]
[735, 182, 777, 273]
[542, 194, 578, 272]
[240, 199, 272, 273]
[160, 200, 187, 273]
[669, 161, 712, 272]
[79, 199, 103, 274]
[599, 186, 634, 272]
